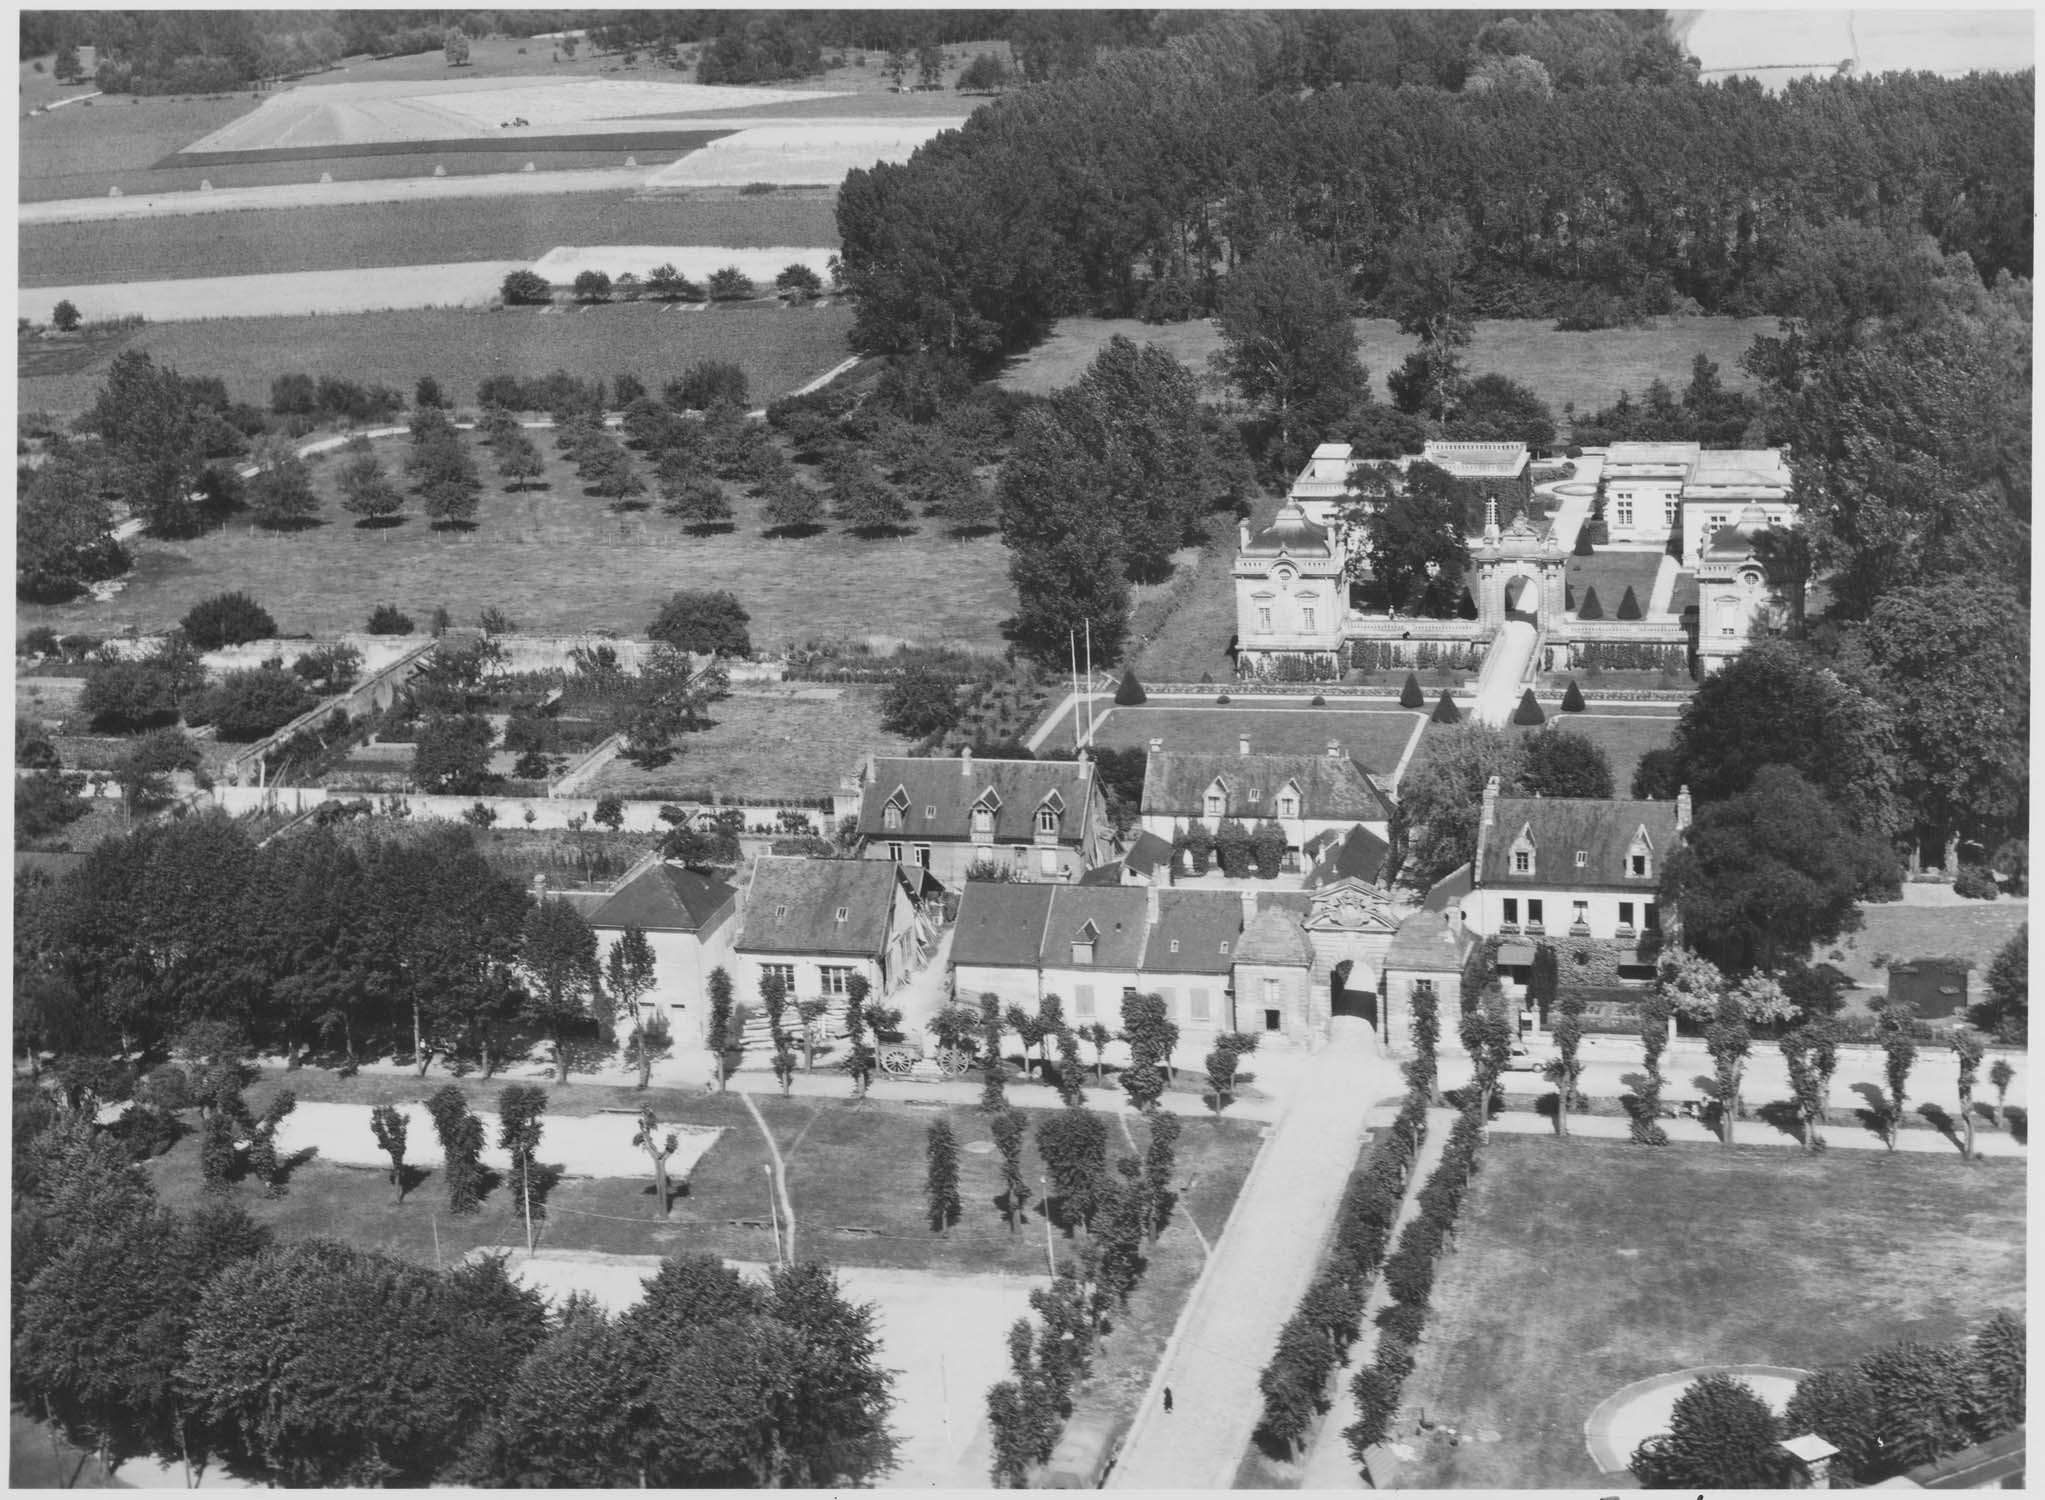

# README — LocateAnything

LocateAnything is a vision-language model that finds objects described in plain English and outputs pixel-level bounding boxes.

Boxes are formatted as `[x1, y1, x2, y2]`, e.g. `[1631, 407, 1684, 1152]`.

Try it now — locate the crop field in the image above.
[587, 686, 910, 802]
[18, 298, 853, 418]
[22, 190, 841, 285]
[20, 424, 1013, 649]
[22, 262, 530, 325]
[643, 120, 965, 188]
[1400, 1136, 2025, 1488]
[1002, 315, 1777, 418]
[20, 91, 264, 201]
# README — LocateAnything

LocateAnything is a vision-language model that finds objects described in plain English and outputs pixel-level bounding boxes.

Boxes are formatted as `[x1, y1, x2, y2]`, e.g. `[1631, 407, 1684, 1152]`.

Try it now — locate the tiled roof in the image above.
[1141, 891, 1241, 974]
[1384, 909, 1468, 973]
[1241, 501, 1334, 557]
[950, 882, 1055, 967]
[1041, 886, 1148, 970]
[1234, 906, 1314, 967]
[1424, 862, 1475, 912]
[1480, 798, 1682, 890]
[1123, 829, 1175, 876]
[1306, 824, 1392, 888]
[859, 754, 1094, 845]
[587, 862, 735, 934]
[736, 856, 905, 958]
[1142, 751, 1393, 823]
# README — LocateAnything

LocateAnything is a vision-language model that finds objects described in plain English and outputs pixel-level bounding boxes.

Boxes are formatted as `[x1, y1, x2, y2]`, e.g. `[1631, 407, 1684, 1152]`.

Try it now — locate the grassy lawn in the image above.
[1563, 550, 1666, 617]
[1123, 493, 1282, 684]
[1002, 316, 1775, 417]
[589, 686, 908, 802]
[19, 299, 853, 421]
[1063, 704, 1424, 778]
[23, 189, 841, 285]
[1825, 900, 2031, 993]
[1402, 1135, 2026, 1489]
[146, 1067, 1263, 1289]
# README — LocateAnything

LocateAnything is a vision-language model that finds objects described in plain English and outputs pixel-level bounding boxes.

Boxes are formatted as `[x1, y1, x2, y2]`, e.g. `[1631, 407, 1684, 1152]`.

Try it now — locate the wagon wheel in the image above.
[879, 1046, 916, 1077]
[936, 1047, 972, 1079]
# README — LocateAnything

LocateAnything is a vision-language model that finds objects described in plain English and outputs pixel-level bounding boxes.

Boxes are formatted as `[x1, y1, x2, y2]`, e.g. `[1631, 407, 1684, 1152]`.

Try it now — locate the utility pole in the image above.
[765, 1162, 783, 1265]
[1041, 1173, 1056, 1278]
[522, 1155, 535, 1257]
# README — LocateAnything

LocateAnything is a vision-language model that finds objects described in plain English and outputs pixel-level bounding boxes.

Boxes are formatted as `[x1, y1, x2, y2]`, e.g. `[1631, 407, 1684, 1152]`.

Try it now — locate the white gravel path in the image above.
[268, 1099, 727, 1180]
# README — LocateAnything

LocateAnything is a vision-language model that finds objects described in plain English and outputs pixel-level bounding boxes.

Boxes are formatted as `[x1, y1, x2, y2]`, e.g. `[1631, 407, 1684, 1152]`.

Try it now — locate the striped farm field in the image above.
[18, 299, 854, 419]
[20, 188, 841, 285]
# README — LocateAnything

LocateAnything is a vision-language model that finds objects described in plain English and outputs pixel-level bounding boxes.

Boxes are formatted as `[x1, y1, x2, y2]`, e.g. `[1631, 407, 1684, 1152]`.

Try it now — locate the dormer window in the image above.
[883, 806, 902, 831]
[973, 807, 994, 835]
[1169, 939, 1180, 953]
[925, 805, 937, 820]
[1072, 919, 1099, 966]
[834, 906, 849, 923]
[774, 904, 789, 921]
[1277, 781, 1300, 819]
[1509, 825, 1536, 877]
[1248, 788, 1261, 805]
[1575, 851, 1587, 868]
[1219, 941, 1229, 954]
[1632, 854, 1648, 876]
[1038, 807, 1060, 836]
[1628, 828, 1654, 879]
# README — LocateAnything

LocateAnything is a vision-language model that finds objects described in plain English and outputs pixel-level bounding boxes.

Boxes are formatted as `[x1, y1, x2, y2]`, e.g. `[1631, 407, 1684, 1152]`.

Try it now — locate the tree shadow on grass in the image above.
[1848, 1081, 1890, 1142]
[762, 522, 828, 540]
[683, 521, 737, 536]
[846, 522, 920, 540]
[1755, 1099, 1809, 1144]
[2005, 1105, 2026, 1144]
[944, 521, 1000, 540]
[352, 515, 410, 531]
[429, 519, 479, 534]
[1914, 1102, 1962, 1152]
[605, 498, 651, 512]
[257, 516, 329, 534]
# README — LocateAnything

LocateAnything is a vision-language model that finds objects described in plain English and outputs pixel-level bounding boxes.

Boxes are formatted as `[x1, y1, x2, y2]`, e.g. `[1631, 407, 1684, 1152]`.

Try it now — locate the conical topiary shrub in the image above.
[1577, 585, 1604, 620]
[1399, 672, 1424, 709]
[1572, 526, 1595, 557]
[1561, 679, 1586, 713]
[1115, 670, 1147, 706]
[1456, 585, 1479, 621]
[1430, 691, 1461, 725]
[1616, 584, 1643, 620]
[1512, 688, 1546, 726]
[1565, 583, 1577, 611]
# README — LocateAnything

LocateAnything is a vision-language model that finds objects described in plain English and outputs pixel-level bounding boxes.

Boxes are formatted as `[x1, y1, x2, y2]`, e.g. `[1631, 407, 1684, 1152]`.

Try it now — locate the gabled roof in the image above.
[587, 862, 736, 934]
[1123, 829, 1175, 876]
[1234, 906, 1314, 967]
[1142, 751, 1393, 823]
[1384, 909, 1469, 973]
[1424, 862, 1475, 912]
[1040, 886, 1148, 970]
[950, 881, 1056, 966]
[1306, 824, 1392, 888]
[859, 755, 1095, 844]
[736, 856, 906, 958]
[1140, 890, 1241, 974]
[1479, 798, 1682, 890]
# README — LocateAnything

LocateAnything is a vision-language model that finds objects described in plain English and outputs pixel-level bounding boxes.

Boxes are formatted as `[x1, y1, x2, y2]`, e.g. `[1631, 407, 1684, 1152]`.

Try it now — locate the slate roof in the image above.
[1141, 891, 1241, 974]
[1480, 798, 1682, 890]
[587, 862, 736, 934]
[1423, 862, 1475, 912]
[736, 857, 905, 958]
[1143, 751, 1394, 823]
[950, 882, 1056, 967]
[1240, 501, 1334, 557]
[1123, 829, 1175, 876]
[1234, 906, 1314, 967]
[1384, 909, 1468, 973]
[1040, 886, 1148, 970]
[860, 754, 1095, 845]
[1306, 824, 1392, 888]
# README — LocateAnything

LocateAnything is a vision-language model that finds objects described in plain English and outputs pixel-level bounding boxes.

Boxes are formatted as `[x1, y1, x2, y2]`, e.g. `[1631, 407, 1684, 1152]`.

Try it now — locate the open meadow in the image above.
[19, 298, 852, 419]
[588, 686, 910, 802]
[1002, 315, 1777, 418]
[1400, 1135, 2026, 1488]
[20, 90, 264, 201]
[19, 419, 1013, 649]
[21, 189, 841, 286]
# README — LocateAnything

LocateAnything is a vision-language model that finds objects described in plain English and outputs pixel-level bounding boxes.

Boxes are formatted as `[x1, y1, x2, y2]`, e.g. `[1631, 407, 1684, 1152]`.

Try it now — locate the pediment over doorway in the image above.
[1303, 878, 1399, 935]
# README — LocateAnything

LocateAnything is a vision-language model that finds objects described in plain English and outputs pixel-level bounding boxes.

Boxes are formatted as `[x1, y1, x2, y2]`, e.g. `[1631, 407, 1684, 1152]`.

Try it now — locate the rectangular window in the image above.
[972, 808, 993, 836]
[917, 845, 932, 870]
[1302, 608, 1317, 632]
[1618, 901, 1636, 929]
[1248, 787, 1261, 805]
[1572, 900, 1589, 929]
[1615, 499, 1634, 528]
[1644, 902, 1660, 932]
[819, 966, 853, 996]
[1074, 984, 1095, 1019]
[1206, 795, 1225, 817]
[1414, 979, 1435, 1002]
[1190, 988, 1211, 1023]
[1040, 847, 1060, 875]
[1258, 607, 1272, 631]
[1502, 897, 1518, 926]
[1264, 1009, 1282, 1032]
[1664, 496, 1679, 526]
[1262, 976, 1280, 1006]
[1072, 942, 1094, 966]
[762, 963, 796, 994]
[1631, 854, 1647, 876]
[1527, 899, 1545, 929]
[1513, 851, 1530, 873]
[1574, 850, 1588, 867]
[887, 842, 903, 863]
[883, 806, 902, 831]
[1156, 988, 1176, 1019]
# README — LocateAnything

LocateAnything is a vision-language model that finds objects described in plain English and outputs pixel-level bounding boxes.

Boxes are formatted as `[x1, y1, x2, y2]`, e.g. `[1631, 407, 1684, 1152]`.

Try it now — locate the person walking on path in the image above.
[1163, 1388, 1174, 1415]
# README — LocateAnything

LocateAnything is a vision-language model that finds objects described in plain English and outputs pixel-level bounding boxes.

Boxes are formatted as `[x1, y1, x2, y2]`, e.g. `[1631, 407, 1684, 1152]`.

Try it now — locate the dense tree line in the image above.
[13, 1098, 898, 1487]
[839, 13, 2029, 358]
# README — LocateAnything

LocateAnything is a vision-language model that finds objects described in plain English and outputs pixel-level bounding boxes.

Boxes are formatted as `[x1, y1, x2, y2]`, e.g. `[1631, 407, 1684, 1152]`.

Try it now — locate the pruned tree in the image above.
[1204, 1048, 1237, 1117]
[369, 1103, 409, 1203]
[498, 1083, 548, 1230]
[604, 926, 660, 1088]
[705, 966, 736, 1091]
[1879, 1014, 1916, 1152]
[425, 1084, 485, 1214]
[925, 1118, 962, 1232]
[1035, 1108, 1109, 1230]
[632, 1106, 680, 1217]
[1081, 1021, 1114, 1084]
[1705, 1010, 1753, 1148]
[1988, 1056, 2014, 1126]
[990, 1105, 1030, 1231]
[1950, 1030, 1985, 1161]
[1542, 1004, 1585, 1137]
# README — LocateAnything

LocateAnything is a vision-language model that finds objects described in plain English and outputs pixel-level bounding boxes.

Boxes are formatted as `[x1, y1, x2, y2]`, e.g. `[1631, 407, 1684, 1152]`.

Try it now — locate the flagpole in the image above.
[1083, 620, 1095, 748]
[1069, 630, 1082, 750]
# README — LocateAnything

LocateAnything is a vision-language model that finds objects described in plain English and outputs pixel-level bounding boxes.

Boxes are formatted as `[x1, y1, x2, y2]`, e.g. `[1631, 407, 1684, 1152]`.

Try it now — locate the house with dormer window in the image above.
[1139, 741, 1394, 875]
[1435, 777, 1692, 994]
[854, 749, 1112, 887]
[733, 855, 932, 1008]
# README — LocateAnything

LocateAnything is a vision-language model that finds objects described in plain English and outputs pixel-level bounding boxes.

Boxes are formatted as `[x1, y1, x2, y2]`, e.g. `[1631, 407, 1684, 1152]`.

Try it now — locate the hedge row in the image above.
[1254, 1089, 1430, 1456]
[783, 667, 982, 687]
[1344, 1110, 1488, 1466]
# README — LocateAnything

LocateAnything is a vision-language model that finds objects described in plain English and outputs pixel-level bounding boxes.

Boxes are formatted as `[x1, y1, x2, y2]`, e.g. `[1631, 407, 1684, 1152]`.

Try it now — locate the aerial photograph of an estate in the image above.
[9, 7, 2032, 1492]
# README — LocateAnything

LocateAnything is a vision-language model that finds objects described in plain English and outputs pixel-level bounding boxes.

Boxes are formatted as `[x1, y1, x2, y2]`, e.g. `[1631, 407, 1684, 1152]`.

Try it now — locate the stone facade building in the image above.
[854, 749, 1113, 888]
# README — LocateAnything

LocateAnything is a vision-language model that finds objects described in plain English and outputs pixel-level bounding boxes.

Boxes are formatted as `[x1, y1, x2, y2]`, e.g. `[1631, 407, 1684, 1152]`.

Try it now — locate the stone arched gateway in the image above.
[1302, 878, 1400, 1045]
[1472, 504, 1568, 631]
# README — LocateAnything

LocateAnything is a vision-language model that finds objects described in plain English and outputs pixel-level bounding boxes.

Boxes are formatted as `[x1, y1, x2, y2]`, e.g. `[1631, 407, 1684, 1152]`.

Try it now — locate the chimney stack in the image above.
[1238, 736, 1250, 757]
[1238, 520, 1251, 552]
[1675, 783, 1692, 833]
[1481, 774, 1501, 840]
[864, 750, 876, 785]
[1146, 883, 1161, 927]
[1326, 738, 1340, 759]
[961, 745, 973, 777]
